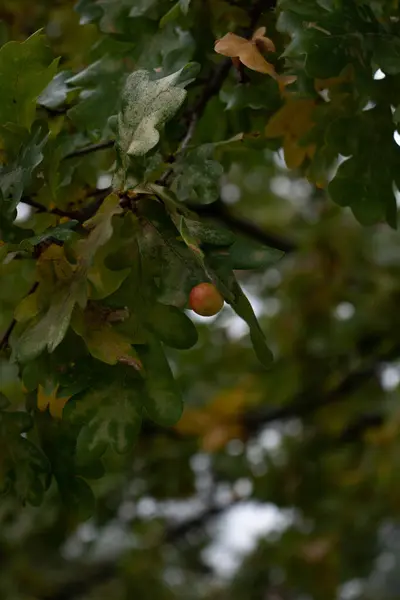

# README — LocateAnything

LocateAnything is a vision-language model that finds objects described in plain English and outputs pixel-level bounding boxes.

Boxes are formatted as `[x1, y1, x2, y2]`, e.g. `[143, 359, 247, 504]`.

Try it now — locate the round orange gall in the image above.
[189, 283, 224, 317]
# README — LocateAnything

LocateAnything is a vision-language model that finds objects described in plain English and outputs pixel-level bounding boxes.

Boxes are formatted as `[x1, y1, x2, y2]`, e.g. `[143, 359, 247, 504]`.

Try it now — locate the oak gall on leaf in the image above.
[189, 283, 224, 317]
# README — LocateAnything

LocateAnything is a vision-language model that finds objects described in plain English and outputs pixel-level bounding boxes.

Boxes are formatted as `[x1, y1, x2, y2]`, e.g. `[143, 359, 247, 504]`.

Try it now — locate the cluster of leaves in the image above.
[0, 11, 282, 508]
[271, 0, 400, 226]
[1, 0, 400, 515]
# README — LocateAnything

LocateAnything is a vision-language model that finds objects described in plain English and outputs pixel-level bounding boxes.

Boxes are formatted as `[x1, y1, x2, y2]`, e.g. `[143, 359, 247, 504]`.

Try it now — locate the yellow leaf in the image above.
[175, 408, 213, 436]
[266, 98, 316, 168]
[175, 377, 258, 450]
[71, 304, 138, 366]
[210, 382, 257, 417]
[37, 244, 75, 282]
[265, 98, 316, 138]
[14, 288, 41, 323]
[37, 383, 70, 419]
[283, 136, 308, 169]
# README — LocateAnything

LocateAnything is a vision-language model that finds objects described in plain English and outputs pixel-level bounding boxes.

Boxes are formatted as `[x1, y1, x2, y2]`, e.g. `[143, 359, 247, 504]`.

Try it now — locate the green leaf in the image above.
[328, 157, 394, 226]
[71, 304, 140, 366]
[0, 393, 10, 410]
[19, 221, 79, 251]
[85, 216, 132, 299]
[137, 199, 208, 307]
[136, 26, 196, 74]
[0, 358, 25, 404]
[184, 219, 235, 246]
[0, 31, 58, 129]
[78, 193, 123, 264]
[67, 58, 126, 134]
[13, 277, 87, 362]
[58, 476, 95, 520]
[0, 412, 49, 506]
[171, 145, 224, 205]
[160, 2, 181, 28]
[374, 36, 400, 75]
[138, 337, 183, 426]
[65, 373, 143, 463]
[229, 238, 284, 270]
[305, 36, 348, 78]
[179, 0, 191, 14]
[208, 253, 273, 366]
[38, 71, 72, 110]
[0, 122, 49, 207]
[146, 302, 198, 349]
[116, 67, 189, 158]
[56, 354, 112, 398]
[74, 0, 104, 24]
[129, 0, 158, 18]
[220, 80, 281, 111]
[75, 459, 105, 480]
[229, 280, 274, 367]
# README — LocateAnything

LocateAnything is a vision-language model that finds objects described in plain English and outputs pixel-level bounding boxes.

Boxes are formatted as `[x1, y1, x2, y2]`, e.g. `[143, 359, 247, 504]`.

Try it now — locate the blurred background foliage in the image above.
[1, 0, 400, 599]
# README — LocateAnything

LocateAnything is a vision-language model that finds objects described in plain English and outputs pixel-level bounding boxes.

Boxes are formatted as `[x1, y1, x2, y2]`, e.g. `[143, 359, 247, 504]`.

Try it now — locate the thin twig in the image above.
[0, 283, 38, 351]
[63, 140, 114, 160]
[157, 0, 275, 185]
[20, 197, 74, 220]
[20, 188, 110, 223]
[0, 319, 17, 352]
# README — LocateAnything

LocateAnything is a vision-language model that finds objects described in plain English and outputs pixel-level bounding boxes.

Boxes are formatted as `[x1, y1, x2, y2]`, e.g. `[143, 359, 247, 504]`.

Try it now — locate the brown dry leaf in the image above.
[214, 27, 296, 84]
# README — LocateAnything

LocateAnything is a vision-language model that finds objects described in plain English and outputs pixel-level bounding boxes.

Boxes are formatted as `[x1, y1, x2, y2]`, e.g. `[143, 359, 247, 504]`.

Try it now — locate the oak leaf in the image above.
[215, 27, 296, 84]
[265, 98, 316, 168]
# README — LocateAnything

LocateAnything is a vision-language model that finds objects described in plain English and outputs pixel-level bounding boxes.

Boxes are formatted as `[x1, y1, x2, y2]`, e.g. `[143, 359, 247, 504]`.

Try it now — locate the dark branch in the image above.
[194, 201, 297, 253]
[0, 283, 38, 350]
[243, 341, 400, 436]
[63, 140, 115, 160]
[20, 188, 110, 223]
[40, 500, 239, 600]
[20, 197, 76, 220]
[0, 318, 17, 352]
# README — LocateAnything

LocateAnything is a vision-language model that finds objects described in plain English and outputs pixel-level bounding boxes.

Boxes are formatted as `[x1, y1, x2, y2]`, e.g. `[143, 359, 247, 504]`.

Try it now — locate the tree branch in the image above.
[40, 499, 239, 600]
[243, 341, 400, 436]
[194, 201, 297, 253]
[0, 283, 38, 350]
[63, 140, 114, 160]
[20, 188, 110, 223]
